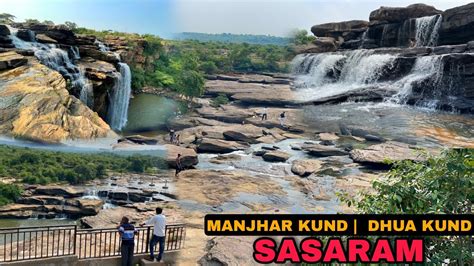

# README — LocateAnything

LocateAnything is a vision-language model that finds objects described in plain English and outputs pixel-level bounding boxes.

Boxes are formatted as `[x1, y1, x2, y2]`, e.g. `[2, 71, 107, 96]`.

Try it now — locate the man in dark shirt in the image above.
[175, 154, 182, 177]
[118, 216, 137, 266]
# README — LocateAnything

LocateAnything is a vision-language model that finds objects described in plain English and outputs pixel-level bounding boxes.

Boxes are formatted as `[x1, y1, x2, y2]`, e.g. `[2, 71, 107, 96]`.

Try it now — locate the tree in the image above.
[341, 149, 473, 264]
[64, 21, 77, 30]
[42, 20, 55, 26]
[0, 13, 15, 24]
[173, 70, 205, 102]
[290, 29, 316, 45]
[24, 19, 40, 24]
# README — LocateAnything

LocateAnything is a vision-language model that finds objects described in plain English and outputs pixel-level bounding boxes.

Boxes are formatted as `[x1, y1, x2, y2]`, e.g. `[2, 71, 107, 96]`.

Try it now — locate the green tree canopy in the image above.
[0, 13, 15, 24]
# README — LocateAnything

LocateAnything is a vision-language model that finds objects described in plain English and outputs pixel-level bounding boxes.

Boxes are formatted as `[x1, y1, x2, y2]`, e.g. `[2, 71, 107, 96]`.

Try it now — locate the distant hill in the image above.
[174, 32, 290, 46]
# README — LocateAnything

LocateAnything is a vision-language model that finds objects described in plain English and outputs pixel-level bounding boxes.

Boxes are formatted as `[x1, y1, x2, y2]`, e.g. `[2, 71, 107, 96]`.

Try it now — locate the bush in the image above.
[0, 145, 166, 185]
[210, 94, 229, 107]
[0, 183, 22, 206]
[340, 149, 474, 264]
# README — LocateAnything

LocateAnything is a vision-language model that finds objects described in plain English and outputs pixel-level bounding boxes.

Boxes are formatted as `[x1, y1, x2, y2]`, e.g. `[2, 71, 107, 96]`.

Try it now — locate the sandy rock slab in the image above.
[0, 60, 113, 142]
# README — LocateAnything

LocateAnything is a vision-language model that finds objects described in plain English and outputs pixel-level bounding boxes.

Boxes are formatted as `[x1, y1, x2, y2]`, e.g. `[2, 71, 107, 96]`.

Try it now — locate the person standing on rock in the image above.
[175, 154, 183, 176]
[279, 111, 286, 127]
[261, 107, 268, 121]
[118, 216, 137, 266]
[141, 207, 167, 262]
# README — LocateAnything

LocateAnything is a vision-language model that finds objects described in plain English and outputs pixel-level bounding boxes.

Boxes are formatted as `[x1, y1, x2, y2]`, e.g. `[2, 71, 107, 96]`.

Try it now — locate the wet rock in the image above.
[108, 191, 128, 201]
[0, 25, 11, 36]
[262, 150, 290, 162]
[17, 195, 64, 205]
[291, 159, 323, 177]
[128, 191, 150, 202]
[253, 150, 266, 156]
[197, 138, 249, 154]
[302, 143, 349, 157]
[439, 3, 474, 45]
[165, 144, 198, 168]
[350, 141, 438, 166]
[319, 140, 335, 146]
[35, 186, 85, 198]
[16, 29, 35, 42]
[199, 236, 256, 266]
[0, 51, 28, 70]
[78, 46, 119, 63]
[209, 154, 243, 164]
[35, 33, 57, 43]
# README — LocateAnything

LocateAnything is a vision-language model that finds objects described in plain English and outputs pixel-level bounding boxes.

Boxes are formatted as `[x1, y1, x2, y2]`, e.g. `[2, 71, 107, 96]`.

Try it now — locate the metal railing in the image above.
[0, 224, 185, 262]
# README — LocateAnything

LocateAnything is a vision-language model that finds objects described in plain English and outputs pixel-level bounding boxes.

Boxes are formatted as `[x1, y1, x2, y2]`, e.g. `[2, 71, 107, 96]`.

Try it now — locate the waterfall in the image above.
[389, 55, 444, 105]
[7, 26, 94, 107]
[292, 50, 397, 101]
[415, 15, 442, 47]
[107, 63, 131, 131]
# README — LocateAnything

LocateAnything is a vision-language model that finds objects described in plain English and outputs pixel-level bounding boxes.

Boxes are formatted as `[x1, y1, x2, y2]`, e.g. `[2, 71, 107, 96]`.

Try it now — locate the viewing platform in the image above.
[0, 224, 186, 265]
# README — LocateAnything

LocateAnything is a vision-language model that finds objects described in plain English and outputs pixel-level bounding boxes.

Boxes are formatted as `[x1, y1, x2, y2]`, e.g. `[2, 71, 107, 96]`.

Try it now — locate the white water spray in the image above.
[107, 63, 132, 131]
[415, 15, 442, 47]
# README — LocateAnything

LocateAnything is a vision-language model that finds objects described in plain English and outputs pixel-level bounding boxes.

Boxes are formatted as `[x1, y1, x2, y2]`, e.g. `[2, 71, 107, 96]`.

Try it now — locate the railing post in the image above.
[73, 225, 77, 257]
[145, 226, 151, 253]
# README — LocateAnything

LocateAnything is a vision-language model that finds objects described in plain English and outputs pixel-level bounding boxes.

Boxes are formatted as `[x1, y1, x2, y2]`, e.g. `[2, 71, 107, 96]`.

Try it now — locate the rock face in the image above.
[0, 60, 113, 142]
[311, 20, 368, 48]
[0, 51, 28, 70]
[369, 4, 441, 23]
[291, 159, 323, 177]
[438, 3, 474, 45]
[350, 141, 437, 165]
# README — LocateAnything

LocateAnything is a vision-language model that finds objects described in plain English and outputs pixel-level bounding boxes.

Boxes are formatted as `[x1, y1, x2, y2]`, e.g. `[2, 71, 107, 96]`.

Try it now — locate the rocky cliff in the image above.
[0, 53, 112, 142]
[0, 22, 151, 141]
[295, 2, 474, 113]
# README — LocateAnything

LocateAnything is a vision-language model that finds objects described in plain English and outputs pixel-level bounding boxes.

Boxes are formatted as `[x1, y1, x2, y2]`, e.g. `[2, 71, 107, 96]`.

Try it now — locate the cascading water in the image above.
[107, 63, 132, 131]
[388, 55, 444, 105]
[415, 15, 442, 47]
[292, 50, 397, 101]
[8, 26, 94, 107]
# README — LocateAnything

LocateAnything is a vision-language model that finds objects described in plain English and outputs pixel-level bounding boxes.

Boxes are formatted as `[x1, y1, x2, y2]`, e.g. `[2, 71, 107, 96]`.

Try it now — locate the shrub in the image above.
[210, 94, 229, 108]
[340, 149, 474, 264]
[0, 183, 22, 206]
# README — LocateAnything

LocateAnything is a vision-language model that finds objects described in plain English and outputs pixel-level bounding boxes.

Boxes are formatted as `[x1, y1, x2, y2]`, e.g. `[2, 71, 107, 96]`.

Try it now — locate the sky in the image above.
[1, 0, 472, 38]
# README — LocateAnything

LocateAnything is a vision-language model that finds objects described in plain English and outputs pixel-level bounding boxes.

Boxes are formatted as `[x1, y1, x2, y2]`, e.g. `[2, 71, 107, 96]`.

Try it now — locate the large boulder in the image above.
[302, 143, 349, 157]
[0, 51, 27, 70]
[262, 150, 290, 162]
[369, 4, 441, 23]
[164, 144, 199, 168]
[311, 20, 368, 43]
[439, 3, 474, 45]
[0, 24, 10, 36]
[197, 138, 249, 154]
[199, 236, 256, 266]
[350, 141, 438, 165]
[0, 60, 113, 142]
[18, 23, 76, 44]
[34, 186, 85, 198]
[291, 159, 323, 177]
[78, 46, 120, 64]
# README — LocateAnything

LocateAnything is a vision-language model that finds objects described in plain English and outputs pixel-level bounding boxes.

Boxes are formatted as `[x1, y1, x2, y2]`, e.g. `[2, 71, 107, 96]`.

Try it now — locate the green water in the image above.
[0, 218, 78, 229]
[122, 94, 187, 135]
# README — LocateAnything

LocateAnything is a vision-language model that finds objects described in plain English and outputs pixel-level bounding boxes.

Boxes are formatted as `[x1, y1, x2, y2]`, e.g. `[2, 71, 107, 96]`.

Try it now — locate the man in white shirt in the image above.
[141, 207, 166, 262]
